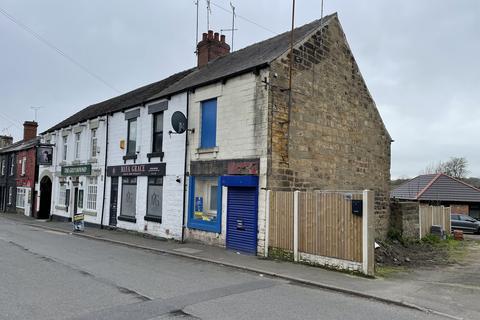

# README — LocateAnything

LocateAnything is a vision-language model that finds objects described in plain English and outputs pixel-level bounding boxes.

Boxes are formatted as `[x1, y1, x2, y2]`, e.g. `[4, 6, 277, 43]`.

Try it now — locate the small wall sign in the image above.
[107, 163, 166, 177]
[61, 164, 92, 176]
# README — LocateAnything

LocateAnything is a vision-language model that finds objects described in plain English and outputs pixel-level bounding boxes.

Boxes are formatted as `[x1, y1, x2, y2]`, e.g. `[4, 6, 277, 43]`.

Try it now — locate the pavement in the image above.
[2, 213, 479, 320]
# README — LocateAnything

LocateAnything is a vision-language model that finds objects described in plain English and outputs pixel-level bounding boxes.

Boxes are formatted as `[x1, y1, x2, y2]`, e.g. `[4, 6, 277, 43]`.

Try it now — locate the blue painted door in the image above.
[226, 187, 258, 254]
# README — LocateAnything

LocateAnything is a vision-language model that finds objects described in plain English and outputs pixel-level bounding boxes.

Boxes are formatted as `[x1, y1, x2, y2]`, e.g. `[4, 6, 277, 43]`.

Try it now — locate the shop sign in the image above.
[227, 161, 259, 175]
[61, 164, 92, 176]
[107, 163, 166, 177]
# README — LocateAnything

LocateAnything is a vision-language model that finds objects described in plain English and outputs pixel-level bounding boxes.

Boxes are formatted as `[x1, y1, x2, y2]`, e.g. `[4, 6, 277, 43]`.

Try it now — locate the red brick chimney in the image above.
[23, 121, 38, 141]
[197, 30, 230, 68]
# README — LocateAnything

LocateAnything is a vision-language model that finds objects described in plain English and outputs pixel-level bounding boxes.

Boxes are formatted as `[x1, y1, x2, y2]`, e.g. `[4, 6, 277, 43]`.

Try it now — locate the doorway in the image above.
[109, 177, 118, 227]
[39, 176, 52, 219]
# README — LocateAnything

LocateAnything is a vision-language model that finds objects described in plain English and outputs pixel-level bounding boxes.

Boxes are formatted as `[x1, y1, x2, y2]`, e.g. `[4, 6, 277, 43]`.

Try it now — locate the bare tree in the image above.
[422, 157, 469, 179]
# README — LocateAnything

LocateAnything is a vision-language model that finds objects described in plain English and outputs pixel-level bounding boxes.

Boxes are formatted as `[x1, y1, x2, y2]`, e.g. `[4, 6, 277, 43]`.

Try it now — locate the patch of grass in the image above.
[268, 247, 294, 262]
[375, 265, 408, 278]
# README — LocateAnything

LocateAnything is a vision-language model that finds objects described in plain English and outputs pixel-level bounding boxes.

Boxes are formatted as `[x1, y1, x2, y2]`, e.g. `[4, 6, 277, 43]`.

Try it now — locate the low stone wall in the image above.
[390, 200, 420, 239]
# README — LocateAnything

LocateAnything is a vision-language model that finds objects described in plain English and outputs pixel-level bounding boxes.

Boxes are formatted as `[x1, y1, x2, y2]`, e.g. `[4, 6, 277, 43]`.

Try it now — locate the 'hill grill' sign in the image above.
[61, 164, 92, 176]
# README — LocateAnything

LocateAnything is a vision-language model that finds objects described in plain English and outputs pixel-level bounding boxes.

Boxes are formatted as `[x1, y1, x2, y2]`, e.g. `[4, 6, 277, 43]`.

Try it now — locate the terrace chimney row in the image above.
[197, 30, 230, 68]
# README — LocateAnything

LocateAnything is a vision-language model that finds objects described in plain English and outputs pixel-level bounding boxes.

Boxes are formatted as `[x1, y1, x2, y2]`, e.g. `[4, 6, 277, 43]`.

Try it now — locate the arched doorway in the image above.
[39, 176, 52, 219]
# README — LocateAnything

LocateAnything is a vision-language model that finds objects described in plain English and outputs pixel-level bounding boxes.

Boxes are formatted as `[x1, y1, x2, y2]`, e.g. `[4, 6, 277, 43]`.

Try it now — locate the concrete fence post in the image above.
[293, 190, 299, 262]
[264, 190, 271, 258]
[362, 190, 374, 276]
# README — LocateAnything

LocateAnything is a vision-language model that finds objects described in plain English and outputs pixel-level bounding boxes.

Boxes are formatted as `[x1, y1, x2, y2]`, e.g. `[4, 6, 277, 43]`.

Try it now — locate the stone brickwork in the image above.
[390, 200, 420, 239]
[267, 16, 391, 238]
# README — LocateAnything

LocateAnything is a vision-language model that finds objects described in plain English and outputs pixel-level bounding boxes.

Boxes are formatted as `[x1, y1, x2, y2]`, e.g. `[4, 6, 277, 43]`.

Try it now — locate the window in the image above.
[86, 177, 98, 211]
[58, 184, 67, 207]
[16, 188, 26, 208]
[8, 187, 13, 205]
[21, 157, 26, 176]
[62, 136, 68, 161]
[1, 160, 5, 176]
[152, 113, 163, 153]
[192, 177, 219, 223]
[145, 177, 163, 222]
[90, 129, 98, 158]
[127, 118, 137, 155]
[200, 99, 217, 148]
[78, 190, 84, 209]
[74, 132, 81, 159]
[9, 156, 14, 175]
[120, 177, 137, 220]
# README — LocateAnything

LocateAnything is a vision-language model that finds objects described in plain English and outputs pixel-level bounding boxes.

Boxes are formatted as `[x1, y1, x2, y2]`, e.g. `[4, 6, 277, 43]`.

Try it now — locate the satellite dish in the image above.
[171, 111, 187, 134]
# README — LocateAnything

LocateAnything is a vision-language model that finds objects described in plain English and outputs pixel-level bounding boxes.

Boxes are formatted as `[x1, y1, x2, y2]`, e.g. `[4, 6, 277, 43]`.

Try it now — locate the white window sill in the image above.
[82, 209, 97, 216]
[195, 146, 219, 159]
[55, 205, 67, 211]
[87, 158, 98, 163]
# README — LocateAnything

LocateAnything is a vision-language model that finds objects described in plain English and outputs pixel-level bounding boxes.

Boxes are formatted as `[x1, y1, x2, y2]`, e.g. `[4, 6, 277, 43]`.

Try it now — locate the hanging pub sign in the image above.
[37, 146, 53, 165]
[61, 164, 92, 176]
[107, 163, 166, 177]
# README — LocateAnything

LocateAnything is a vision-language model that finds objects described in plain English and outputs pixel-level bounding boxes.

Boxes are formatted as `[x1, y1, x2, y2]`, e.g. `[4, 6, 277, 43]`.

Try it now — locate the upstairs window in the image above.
[152, 112, 163, 153]
[200, 98, 217, 148]
[127, 118, 137, 155]
[74, 133, 81, 159]
[9, 156, 14, 175]
[1, 160, 5, 176]
[90, 129, 98, 158]
[62, 136, 68, 161]
[21, 157, 26, 176]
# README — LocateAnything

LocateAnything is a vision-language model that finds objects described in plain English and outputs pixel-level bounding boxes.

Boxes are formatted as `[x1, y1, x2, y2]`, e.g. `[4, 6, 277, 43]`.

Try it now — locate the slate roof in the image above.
[44, 68, 195, 133]
[150, 13, 336, 100]
[44, 13, 336, 134]
[391, 174, 480, 203]
[0, 137, 40, 154]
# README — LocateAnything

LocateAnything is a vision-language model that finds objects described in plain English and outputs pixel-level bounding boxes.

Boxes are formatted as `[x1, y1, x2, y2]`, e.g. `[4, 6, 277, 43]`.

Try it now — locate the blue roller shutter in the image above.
[226, 187, 258, 254]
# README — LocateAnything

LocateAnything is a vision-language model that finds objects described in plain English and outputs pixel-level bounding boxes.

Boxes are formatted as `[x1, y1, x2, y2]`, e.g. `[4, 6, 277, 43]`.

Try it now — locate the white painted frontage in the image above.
[183, 70, 270, 254]
[104, 93, 187, 240]
[37, 118, 107, 224]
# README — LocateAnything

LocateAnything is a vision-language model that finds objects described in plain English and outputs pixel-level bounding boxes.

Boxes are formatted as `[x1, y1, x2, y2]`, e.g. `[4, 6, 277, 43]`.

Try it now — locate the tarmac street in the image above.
[0, 218, 449, 320]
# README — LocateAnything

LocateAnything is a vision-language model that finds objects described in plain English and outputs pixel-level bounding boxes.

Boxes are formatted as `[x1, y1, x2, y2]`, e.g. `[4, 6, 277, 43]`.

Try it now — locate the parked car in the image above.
[451, 214, 480, 234]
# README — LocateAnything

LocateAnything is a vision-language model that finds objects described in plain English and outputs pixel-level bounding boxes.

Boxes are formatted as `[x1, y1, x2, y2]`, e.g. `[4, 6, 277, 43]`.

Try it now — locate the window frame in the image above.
[74, 132, 81, 159]
[126, 118, 137, 156]
[58, 184, 67, 208]
[119, 176, 137, 222]
[145, 176, 163, 223]
[62, 136, 68, 161]
[187, 176, 222, 233]
[200, 98, 217, 149]
[21, 157, 26, 176]
[90, 129, 98, 159]
[1, 159, 5, 176]
[151, 112, 164, 154]
[16, 187, 26, 208]
[8, 187, 13, 205]
[9, 156, 14, 176]
[86, 176, 98, 211]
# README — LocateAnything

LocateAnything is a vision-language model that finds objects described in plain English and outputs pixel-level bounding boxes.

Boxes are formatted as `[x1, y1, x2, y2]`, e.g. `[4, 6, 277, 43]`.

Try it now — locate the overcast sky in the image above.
[0, 1, 479, 178]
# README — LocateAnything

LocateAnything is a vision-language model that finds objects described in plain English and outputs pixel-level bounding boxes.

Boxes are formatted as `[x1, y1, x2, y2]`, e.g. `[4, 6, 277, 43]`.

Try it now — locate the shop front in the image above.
[106, 163, 166, 234]
[187, 159, 260, 254]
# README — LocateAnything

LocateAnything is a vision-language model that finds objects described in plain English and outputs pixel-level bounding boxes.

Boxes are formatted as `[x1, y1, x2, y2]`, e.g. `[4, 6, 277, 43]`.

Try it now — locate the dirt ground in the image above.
[375, 235, 475, 269]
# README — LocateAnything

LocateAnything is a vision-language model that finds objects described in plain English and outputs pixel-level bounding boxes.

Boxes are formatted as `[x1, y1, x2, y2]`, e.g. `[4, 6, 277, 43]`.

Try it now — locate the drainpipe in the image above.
[181, 92, 190, 243]
[100, 116, 109, 229]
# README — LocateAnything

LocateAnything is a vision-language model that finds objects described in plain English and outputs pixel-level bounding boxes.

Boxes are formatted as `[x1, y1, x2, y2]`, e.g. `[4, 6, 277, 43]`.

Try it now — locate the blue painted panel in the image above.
[222, 175, 259, 187]
[226, 187, 258, 255]
[200, 99, 217, 148]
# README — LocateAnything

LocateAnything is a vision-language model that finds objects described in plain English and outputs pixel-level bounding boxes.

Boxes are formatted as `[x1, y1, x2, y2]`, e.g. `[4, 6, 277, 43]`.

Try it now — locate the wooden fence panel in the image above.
[419, 205, 451, 238]
[298, 192, 363, 263]
[268, 191, 294, 251]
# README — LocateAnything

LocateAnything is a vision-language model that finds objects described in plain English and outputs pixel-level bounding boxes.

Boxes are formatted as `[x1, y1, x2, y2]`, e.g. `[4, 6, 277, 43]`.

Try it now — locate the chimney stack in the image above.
[0, 135, 13, 148]
[23, 121, 38, 141]
[197, 30, 230, 68]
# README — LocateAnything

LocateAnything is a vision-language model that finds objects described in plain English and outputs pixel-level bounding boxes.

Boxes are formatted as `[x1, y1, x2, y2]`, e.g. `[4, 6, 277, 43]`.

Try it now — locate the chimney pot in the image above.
[197, 30, 231, 68]
[23, 121, 38, 141]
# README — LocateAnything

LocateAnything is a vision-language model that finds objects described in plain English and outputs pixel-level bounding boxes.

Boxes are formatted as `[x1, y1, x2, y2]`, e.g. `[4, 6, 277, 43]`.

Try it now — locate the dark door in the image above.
[39, 177, 52, 219]
[73, 188, 79, 214]
[109, 177, 118, 226]
[226, 187, 258, 255]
